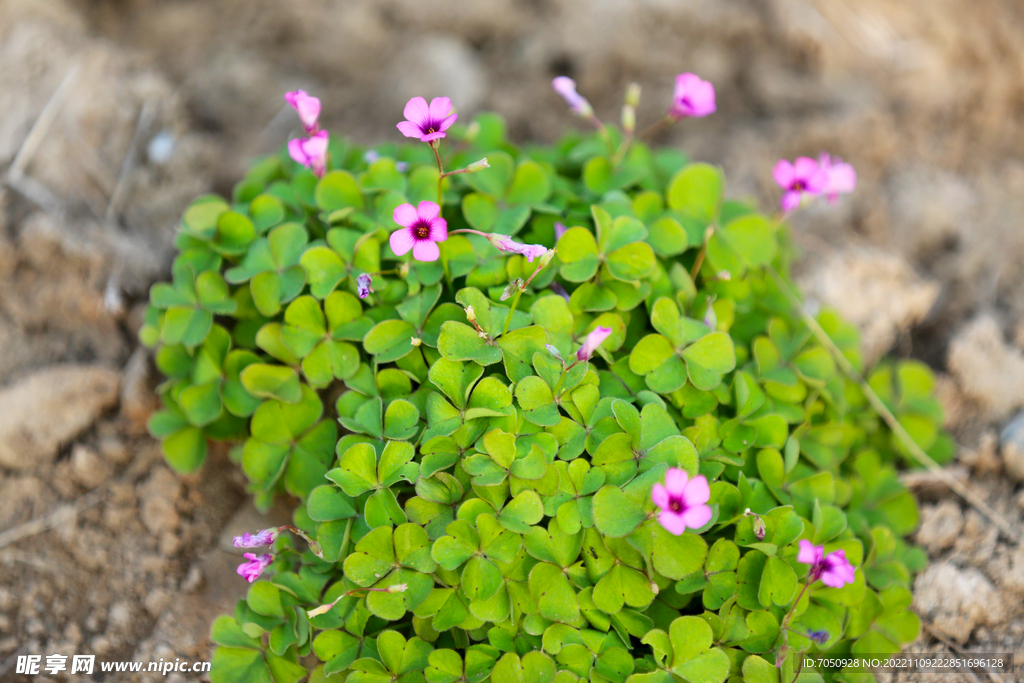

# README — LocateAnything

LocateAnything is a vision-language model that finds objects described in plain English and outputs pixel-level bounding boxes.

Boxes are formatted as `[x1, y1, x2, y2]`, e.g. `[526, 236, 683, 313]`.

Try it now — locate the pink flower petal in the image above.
[420, 131, 446, 143]
[403, 96, 430, 128]
[664, 467, 689, 496]
[303, 130, 329, 158]
[396, 121, 423, 139]
[780, 189, 801, 213]
[438, 112, 458, 131]
[797, 539, 821, 566]
[393, 203, 419, 228]
[427, 217, 448, 242]
[651, 483, 670, 510]
[390, 227, 416, 256]
[793, 157, 820, 182]
[773, 159, 795, 188]
[680, 503, 713, 530]
[288, 138, 308, 166]
[576, 326, 612, 361]
[658, 510, 688, 536]
[412, 239, 440, 262]
[428, 97, 453, 122]
[682, 474, 711, 506]
[829, 162, 857, 194]
[417, 201, 441, 222]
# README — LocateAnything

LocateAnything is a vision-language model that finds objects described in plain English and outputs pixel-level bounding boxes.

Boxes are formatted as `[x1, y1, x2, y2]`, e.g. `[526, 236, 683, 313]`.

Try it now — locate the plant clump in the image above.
[142, 78, 951, 683]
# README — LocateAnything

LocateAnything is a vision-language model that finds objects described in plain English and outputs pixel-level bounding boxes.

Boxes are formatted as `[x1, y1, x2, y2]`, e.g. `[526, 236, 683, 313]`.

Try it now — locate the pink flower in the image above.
[552, 77, 593, 117]
[236, 553, 273, 583]
[285, 90, 321, 134]
[390, 201, 448, 262]
[356, 273, 373, 299]
[397, 97, 457, 143]
[797, 539, 856, 588]
[489, 235, 549, 262]
[773, 156, 828, 212]
[288, 130, 329, 177]
[551, 282, 570, 301]
[652, 468, 713, 535]
[818, 153, 857, 203]
[669, 73, 716, 119]
[576, 326, 612, 361]
[233, 528, 278, 549]
[554, 222, 568, 240]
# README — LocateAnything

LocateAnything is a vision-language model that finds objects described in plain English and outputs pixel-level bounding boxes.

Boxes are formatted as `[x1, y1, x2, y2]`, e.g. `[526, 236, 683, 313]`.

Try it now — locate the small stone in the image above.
[914, 561, 1006, 642]
[91, 635, 112, 656]
[145, 589, 171, 618]
[63, 622, 82, 645]
[915, 500, 963, 554]
[159, 531, 182, 557]
[0, 615, 10, 632]
[949, 316, 1024, 421]
[108, 601, 131, 632]
[0, 637, 18, 654]
[70, 444, 113, 489]
[139, 468, 181, 535]
[120, 346, 158, 433]
[97, 434, 132, 465]
[0, 365, 120, 470]
[180, 563, 204, 594]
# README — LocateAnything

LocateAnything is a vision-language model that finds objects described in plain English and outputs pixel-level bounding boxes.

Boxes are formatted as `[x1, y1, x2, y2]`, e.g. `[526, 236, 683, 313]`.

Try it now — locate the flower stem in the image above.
[765, 263, 1021, 543]
[551, 359, 580, 397]
[589, 115, 615, 156]
[690, 225, 715, 280]
[639, 115, 673, 140]
[502, 288, 523, 336]
[431, 141, 444, 206]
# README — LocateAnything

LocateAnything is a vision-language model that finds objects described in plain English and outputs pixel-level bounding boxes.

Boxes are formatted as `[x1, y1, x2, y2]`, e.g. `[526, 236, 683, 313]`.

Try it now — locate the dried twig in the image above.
[7, 64, 80, 178]
[0, 485, 107, 550]
[921, 621, 1005, 683]
[767, 265, 1022, 544]
[105, 99, 158, 225]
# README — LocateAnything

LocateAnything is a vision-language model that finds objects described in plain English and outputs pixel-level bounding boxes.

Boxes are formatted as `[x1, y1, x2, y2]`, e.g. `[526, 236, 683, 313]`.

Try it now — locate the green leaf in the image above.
[592, 486, 647, 538]
[210, 647, 271, 683]
[240, 364, 302, 403]
[516, 376, 561, 426]
[666, 163, 723, 223]
[316, 170, 364, 212]
[364, 319, 417, 363]
[498, 491, 544, 534]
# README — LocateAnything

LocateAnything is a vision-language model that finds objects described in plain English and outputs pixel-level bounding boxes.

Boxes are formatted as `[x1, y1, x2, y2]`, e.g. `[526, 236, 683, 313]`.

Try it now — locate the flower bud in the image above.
[538, 248, 556, 269]
[501, 278, 524, 301]
[387, 583, 409, 593]
[465, 158, 490, 173]
[752, 517, 766, 540]
[546, 344, 563, 362]
[465, 305, 476, 323]
[411, 337, 422, 347]
[621, 104, 636, 134]
[625, 83, 641, 108]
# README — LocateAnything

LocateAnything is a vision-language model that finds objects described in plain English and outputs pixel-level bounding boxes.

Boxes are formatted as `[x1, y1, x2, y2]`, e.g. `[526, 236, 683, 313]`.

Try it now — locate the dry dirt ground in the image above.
[2, 0, 1024, 681]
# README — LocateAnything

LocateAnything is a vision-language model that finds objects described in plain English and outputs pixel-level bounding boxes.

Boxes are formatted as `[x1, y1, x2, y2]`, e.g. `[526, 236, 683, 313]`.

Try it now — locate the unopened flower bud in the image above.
[546, 344, 563, 362]
[625, 83, 641, 109]
[538, 249, 556, 269]
[716, 270, 731, 281]
[387, 583, 409, 593]
[649, 581, 659, 595]
[411, 337, 422, 347]
[399, 262, 410, 277]
[621, 105, 636, 135]
[465, 305, 476, 323]
[752, 517, 766, 540]
[806, 630, 829, 645]
[501, 279, 524, 301]
[466, 158, 489, 173]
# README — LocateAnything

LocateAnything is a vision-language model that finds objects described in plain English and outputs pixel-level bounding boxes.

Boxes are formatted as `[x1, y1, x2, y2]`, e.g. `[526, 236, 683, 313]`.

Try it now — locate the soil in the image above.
[2, 0, 1024, 681]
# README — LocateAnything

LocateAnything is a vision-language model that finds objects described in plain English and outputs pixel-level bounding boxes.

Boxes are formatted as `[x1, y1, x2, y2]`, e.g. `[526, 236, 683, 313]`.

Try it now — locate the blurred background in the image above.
[2, 0, 1024, 679]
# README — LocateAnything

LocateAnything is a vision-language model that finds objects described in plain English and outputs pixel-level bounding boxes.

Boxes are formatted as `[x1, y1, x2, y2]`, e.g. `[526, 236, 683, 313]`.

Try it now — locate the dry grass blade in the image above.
[0, 485, 107, 550]
[767, 265, 1022, 544]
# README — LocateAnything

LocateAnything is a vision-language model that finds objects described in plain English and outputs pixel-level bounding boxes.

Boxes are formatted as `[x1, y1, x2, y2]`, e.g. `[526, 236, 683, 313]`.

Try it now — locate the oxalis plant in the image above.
[142, 74, 954, 683]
